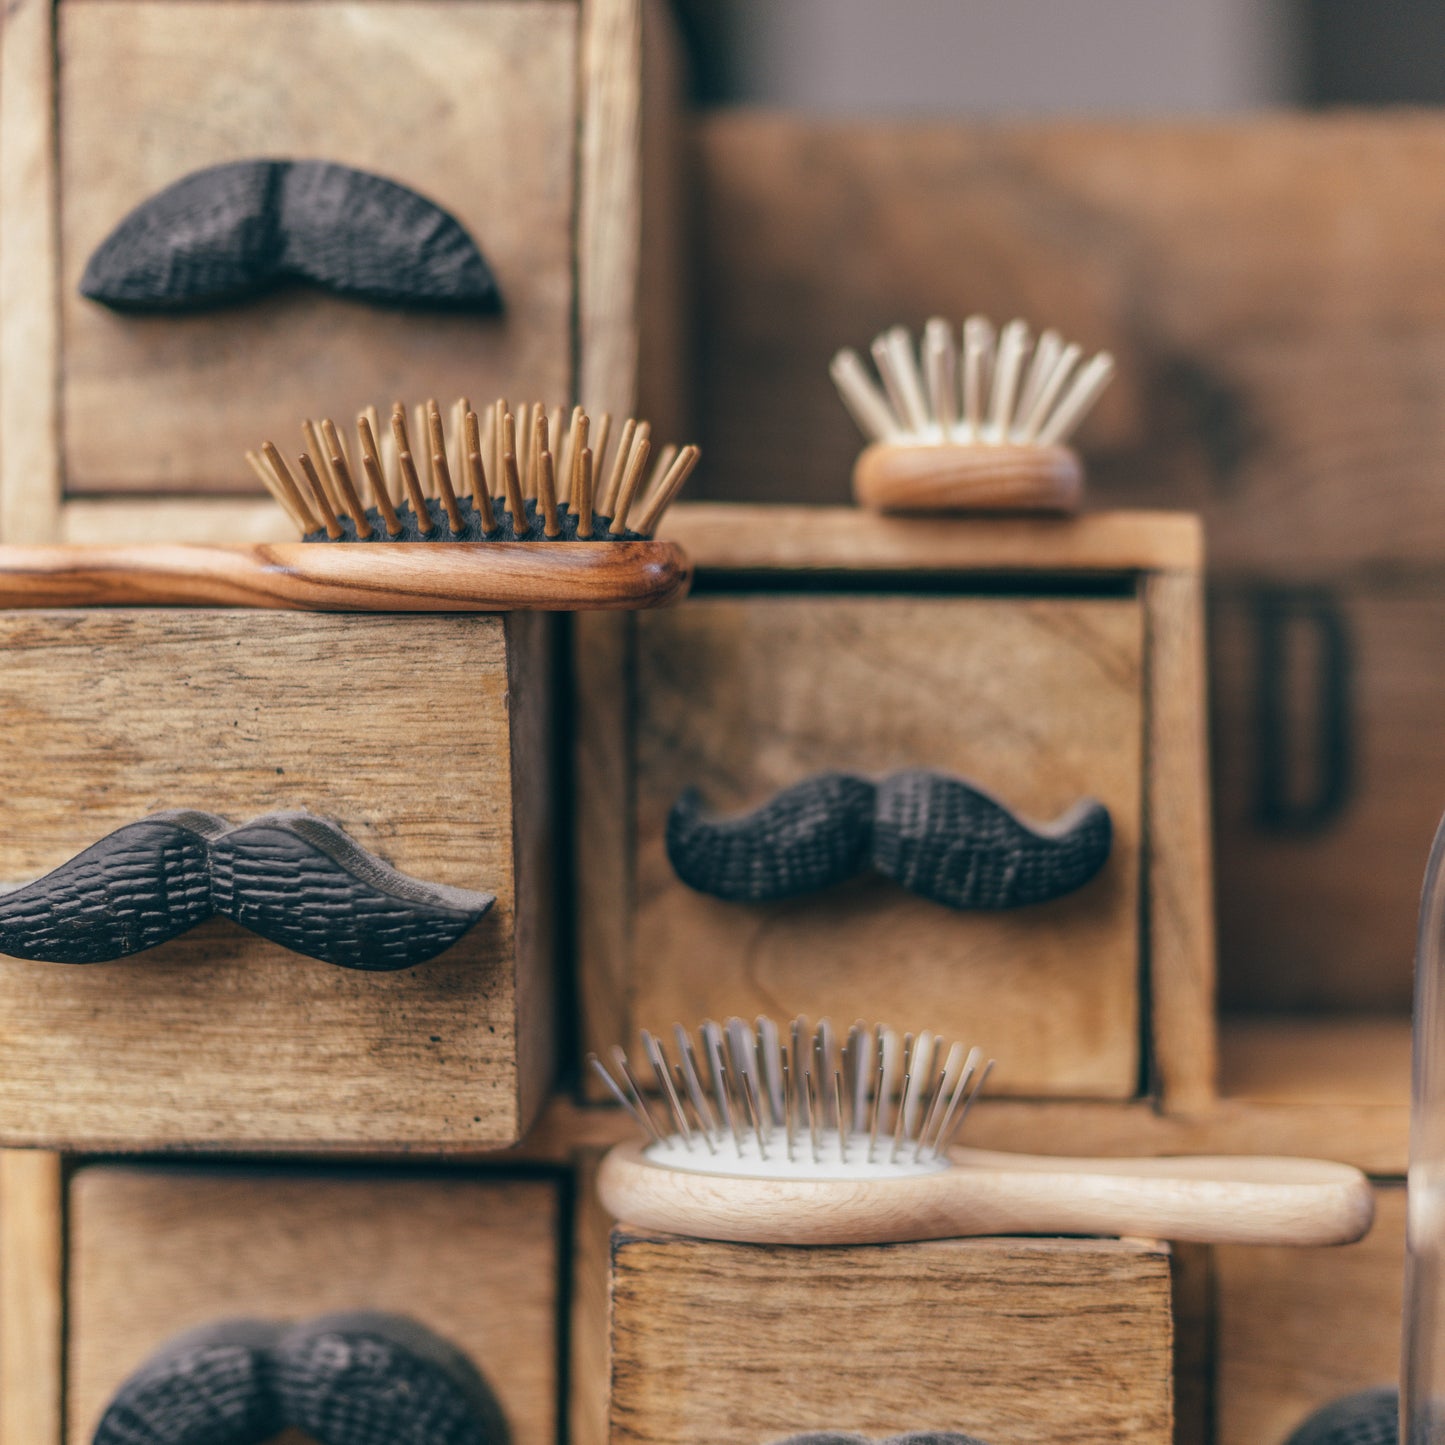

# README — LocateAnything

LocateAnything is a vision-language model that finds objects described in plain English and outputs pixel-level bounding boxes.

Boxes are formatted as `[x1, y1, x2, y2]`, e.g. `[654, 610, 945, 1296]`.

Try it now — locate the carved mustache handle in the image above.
[0, 810, 494, 970]
[666, 770, 1112, 909]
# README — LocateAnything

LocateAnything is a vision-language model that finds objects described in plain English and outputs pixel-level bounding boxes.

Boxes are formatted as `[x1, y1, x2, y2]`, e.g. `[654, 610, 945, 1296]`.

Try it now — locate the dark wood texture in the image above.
[0, 541, 691, 611]
[685, 112, 1445, 1014]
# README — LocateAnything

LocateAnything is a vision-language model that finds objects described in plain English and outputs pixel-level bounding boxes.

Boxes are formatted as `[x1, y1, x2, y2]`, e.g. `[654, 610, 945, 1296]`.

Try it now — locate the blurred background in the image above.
[671, 0, 1443, 113]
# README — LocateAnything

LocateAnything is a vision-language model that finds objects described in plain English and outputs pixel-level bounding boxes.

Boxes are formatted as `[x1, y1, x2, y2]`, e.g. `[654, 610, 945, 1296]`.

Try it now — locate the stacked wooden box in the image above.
[0, 17, 1420, 1445]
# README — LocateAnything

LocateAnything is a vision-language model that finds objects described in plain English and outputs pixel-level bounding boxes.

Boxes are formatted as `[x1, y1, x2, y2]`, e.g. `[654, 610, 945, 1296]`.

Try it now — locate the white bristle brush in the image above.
[831, 316, 1115, 515]
[593, 1016, 1373, 1248]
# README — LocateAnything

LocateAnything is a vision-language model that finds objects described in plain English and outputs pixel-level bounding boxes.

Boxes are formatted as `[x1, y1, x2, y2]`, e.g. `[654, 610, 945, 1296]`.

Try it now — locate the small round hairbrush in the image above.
[831, 316, 1114, 514]
[593, 1016, 1373, 1248]
[248, 397, 700, 543]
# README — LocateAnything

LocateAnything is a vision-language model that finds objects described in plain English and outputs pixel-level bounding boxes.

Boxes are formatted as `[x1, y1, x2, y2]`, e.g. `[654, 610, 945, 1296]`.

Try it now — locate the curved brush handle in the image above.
[598, 1140, 1374, 1248]
[0, 809, 493, 970]
[943, 1149, 1375, 1247]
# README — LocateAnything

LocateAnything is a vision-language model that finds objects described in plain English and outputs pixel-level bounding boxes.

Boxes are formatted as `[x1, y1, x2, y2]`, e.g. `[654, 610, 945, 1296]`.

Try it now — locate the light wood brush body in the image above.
[593, 1017, 1373, 1248]
[832, 317, 1114, 515]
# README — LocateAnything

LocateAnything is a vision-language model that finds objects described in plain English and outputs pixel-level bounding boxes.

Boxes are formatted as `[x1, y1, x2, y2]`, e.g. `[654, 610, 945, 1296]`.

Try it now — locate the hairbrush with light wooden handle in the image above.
[831, 317, 1114, 514]
[593, 1016, 1373, 1248]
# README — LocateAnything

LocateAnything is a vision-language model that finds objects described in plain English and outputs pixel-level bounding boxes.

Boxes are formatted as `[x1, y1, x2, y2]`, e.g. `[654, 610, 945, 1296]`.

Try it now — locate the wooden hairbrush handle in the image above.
[0, 541, 692, 611]
[598, 1140, 1375, 1248]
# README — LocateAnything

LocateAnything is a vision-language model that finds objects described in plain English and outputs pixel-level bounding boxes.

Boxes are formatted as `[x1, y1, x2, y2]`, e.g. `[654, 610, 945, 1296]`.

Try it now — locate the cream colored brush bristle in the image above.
[832, 315, 1114, 448]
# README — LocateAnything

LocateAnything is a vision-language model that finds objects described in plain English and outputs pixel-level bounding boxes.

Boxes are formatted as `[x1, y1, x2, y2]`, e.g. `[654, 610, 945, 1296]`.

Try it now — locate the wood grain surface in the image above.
[625, 593, 1145, 1098]
[683, 112, 1445, 1022]
[0, 0, 61, 544]
[607, 1225, 1173, 1444]
[659, 503, 1202, 574]
[0, 541, 692, 611]
[0, 610, 549, 1150]
[57, 0, 577, 496]
[0, 1152, 64, 1445]
[852, 441, 1082, 514]
[66, 1165, 561, 1445]
[1215, 1184, 1404, 1445]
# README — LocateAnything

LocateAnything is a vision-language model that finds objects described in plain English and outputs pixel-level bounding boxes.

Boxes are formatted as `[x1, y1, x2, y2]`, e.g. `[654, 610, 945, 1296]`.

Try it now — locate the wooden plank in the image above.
[1145, 570, 1218, 1111]
[0, 0, 63, 543]
[57, 1, 577, 495]
[0, 540, 693, 611]
[627, 593, 1146, 1098]
[609, 1226, 1174, 1444]
[578, 0, 643, 423]
[1220, 1014, 1410, 1108]
[0, 611, 532, 1150]
[574, 610, 635, 1089]
[568, 1150, 611, 1445]
[1215, 1184, 1403, 1445]
[1212, 581, 1445, 1013]
[67, 1165, 560, 1445]
[661, 503, 1202, 575]
[0, 1152, 64, 1445]
[64, 497, 292, 546]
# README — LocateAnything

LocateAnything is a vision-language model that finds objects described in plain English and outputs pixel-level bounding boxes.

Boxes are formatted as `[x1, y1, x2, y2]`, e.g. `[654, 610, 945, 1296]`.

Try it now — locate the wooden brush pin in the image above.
[833, 314, 1115, 514]
[254, 397, 698, 542]
[594, 1015, 1375, 1249]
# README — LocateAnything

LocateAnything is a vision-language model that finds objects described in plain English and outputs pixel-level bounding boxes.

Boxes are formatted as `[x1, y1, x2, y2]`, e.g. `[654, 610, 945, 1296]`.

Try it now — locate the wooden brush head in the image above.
[249, 397, 700, 543]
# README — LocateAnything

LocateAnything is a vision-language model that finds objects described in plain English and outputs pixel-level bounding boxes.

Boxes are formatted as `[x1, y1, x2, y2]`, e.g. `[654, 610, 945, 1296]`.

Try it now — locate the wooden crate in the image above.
[0, 0, 681, 541]
[681, 111, 1445, 1028]
[599, 1224, 1174, 1445]
[1215, 1183, 1404, 1445]
[0, 1154, 562, 1445]
[578, 506, 1215, 1108]
[0, 608, 554, 1152]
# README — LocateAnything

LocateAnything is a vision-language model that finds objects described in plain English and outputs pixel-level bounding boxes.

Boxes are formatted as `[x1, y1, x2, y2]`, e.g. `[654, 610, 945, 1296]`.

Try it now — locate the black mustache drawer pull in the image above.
[0, 810, 493, 969]
[93, 1312, 507, 1445]
[80, 158, 501, 315]
[666, 769, 1112, 909]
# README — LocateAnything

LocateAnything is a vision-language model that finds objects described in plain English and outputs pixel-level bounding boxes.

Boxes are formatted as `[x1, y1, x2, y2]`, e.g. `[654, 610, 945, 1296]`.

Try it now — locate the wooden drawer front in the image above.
[0, 609, 554, 1151]
[67, 1164, 561, 1445]
[608, 1227, 1173, 1444]
[608, 592, 1144, 1099]
[57, 0, 577, 495]
[1216, 1183, 1404, 1445]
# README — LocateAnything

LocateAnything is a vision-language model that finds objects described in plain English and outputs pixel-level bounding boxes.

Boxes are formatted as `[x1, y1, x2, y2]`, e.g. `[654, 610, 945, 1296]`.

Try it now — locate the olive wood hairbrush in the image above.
[831, 316, 1114, 515]
[249, 397, 700, 543]
[593, 1016, 1374, 1248]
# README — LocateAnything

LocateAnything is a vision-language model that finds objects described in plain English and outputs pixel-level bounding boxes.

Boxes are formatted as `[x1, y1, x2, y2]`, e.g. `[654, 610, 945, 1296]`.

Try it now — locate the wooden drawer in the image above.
[1215, 1183, 1404, 1445]
[0, 608, 554, 1151]
[578, 509, 1215, 1106]
[602, 1225, 1174, 1444]
[0, 0, 680, 540]
[65, 1162, 561, 1445]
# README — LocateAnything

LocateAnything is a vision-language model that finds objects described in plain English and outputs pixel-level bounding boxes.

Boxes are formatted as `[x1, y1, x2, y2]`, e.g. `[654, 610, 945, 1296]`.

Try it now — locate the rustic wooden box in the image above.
[0, 0, 680, 542]
[0, 1155, 562, 1445]
[597, 1223, 1174, 1445]
[0, 608, 554, 1152]
[578, 506, 1215, 1108]
[1215, 1183, 1403, 1445]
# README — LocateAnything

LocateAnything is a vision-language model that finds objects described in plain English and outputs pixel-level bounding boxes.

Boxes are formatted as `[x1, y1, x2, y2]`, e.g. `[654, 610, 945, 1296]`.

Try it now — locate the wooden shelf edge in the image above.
[660, 504, 1203, 575]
